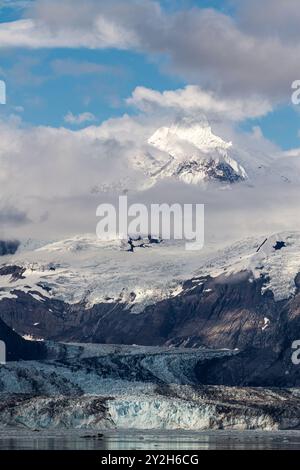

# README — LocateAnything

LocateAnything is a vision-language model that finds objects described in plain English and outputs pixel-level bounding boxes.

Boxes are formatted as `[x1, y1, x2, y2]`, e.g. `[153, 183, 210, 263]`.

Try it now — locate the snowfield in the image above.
[194, 231, 300, 301]
[0, 231, 300, 312]
[0, 236, 200, 312]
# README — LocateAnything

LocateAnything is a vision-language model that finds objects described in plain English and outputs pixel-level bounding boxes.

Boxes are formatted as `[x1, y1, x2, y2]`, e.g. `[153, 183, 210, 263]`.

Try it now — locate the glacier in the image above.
[0, 342, 298, 431]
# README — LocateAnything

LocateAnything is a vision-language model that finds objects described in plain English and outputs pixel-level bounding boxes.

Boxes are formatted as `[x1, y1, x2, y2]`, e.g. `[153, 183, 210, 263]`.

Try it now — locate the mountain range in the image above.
[1, 116, 300, 431]
[0, 231, 300, 387]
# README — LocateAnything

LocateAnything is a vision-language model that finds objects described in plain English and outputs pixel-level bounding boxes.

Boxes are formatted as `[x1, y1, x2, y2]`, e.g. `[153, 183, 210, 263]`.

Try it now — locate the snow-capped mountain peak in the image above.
[148, 116, 232, 156]
[133, 116, 248, 186]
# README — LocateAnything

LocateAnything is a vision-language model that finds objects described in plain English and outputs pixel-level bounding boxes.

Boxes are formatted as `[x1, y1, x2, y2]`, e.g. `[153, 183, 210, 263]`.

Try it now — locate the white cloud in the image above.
[0, 101, 300, 243]
[0, 119, 144, 239]
[0, 0, 298, 102]
[235, 0, 300, 40]
[64, 111, 97, 125]
[0, 83, 287, 235]
[282, 148, 300, 158]
[127, 85, 272, 122]
[0, 16, 136, 49]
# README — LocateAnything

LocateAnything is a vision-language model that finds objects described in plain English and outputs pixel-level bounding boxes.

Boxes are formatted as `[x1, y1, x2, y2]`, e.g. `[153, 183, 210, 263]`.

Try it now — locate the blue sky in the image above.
[0, 0, 299, 150]
[0, 5, 184, 127]
[1, 47, 185, 126]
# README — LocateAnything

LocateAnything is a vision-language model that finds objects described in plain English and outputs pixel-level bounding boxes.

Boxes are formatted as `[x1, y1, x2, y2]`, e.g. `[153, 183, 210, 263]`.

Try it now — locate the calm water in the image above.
[0, 429, 300, 450]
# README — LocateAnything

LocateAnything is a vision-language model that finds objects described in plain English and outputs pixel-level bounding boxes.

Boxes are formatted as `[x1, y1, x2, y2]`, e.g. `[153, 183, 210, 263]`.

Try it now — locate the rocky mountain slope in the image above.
[1, 232, 300, 385]
[0, 315, 46, 362]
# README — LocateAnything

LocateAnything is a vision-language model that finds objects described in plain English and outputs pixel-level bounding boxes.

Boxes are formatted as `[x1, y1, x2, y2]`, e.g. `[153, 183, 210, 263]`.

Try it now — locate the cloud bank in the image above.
[0, 0, 299, 245]
[0, 88, 296, 243]
[0, 0, 298, 102]
[127, 85, 272, 121]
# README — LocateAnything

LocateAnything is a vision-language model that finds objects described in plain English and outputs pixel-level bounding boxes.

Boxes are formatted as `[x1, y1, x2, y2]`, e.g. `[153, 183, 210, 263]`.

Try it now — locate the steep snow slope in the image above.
[194, 231, 300, 301]
[134, 117, 247, 185]
[149, 117, 232, 154]
[0, 232, 300, 315]
[0, 235, 201, 312]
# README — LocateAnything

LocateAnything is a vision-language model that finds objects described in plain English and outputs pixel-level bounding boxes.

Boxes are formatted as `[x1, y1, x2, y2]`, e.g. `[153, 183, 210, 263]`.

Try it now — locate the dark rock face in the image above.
[175, 159, 244, 183]
[121, 235, 163, 252]
[0, 270, 300, 384]
[0, 240, 20, 256]
[273, 241, 286, 251]
[195, 347, 300, 388]
[0, 265, 25, 281]
[0, 316, 46, 361]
